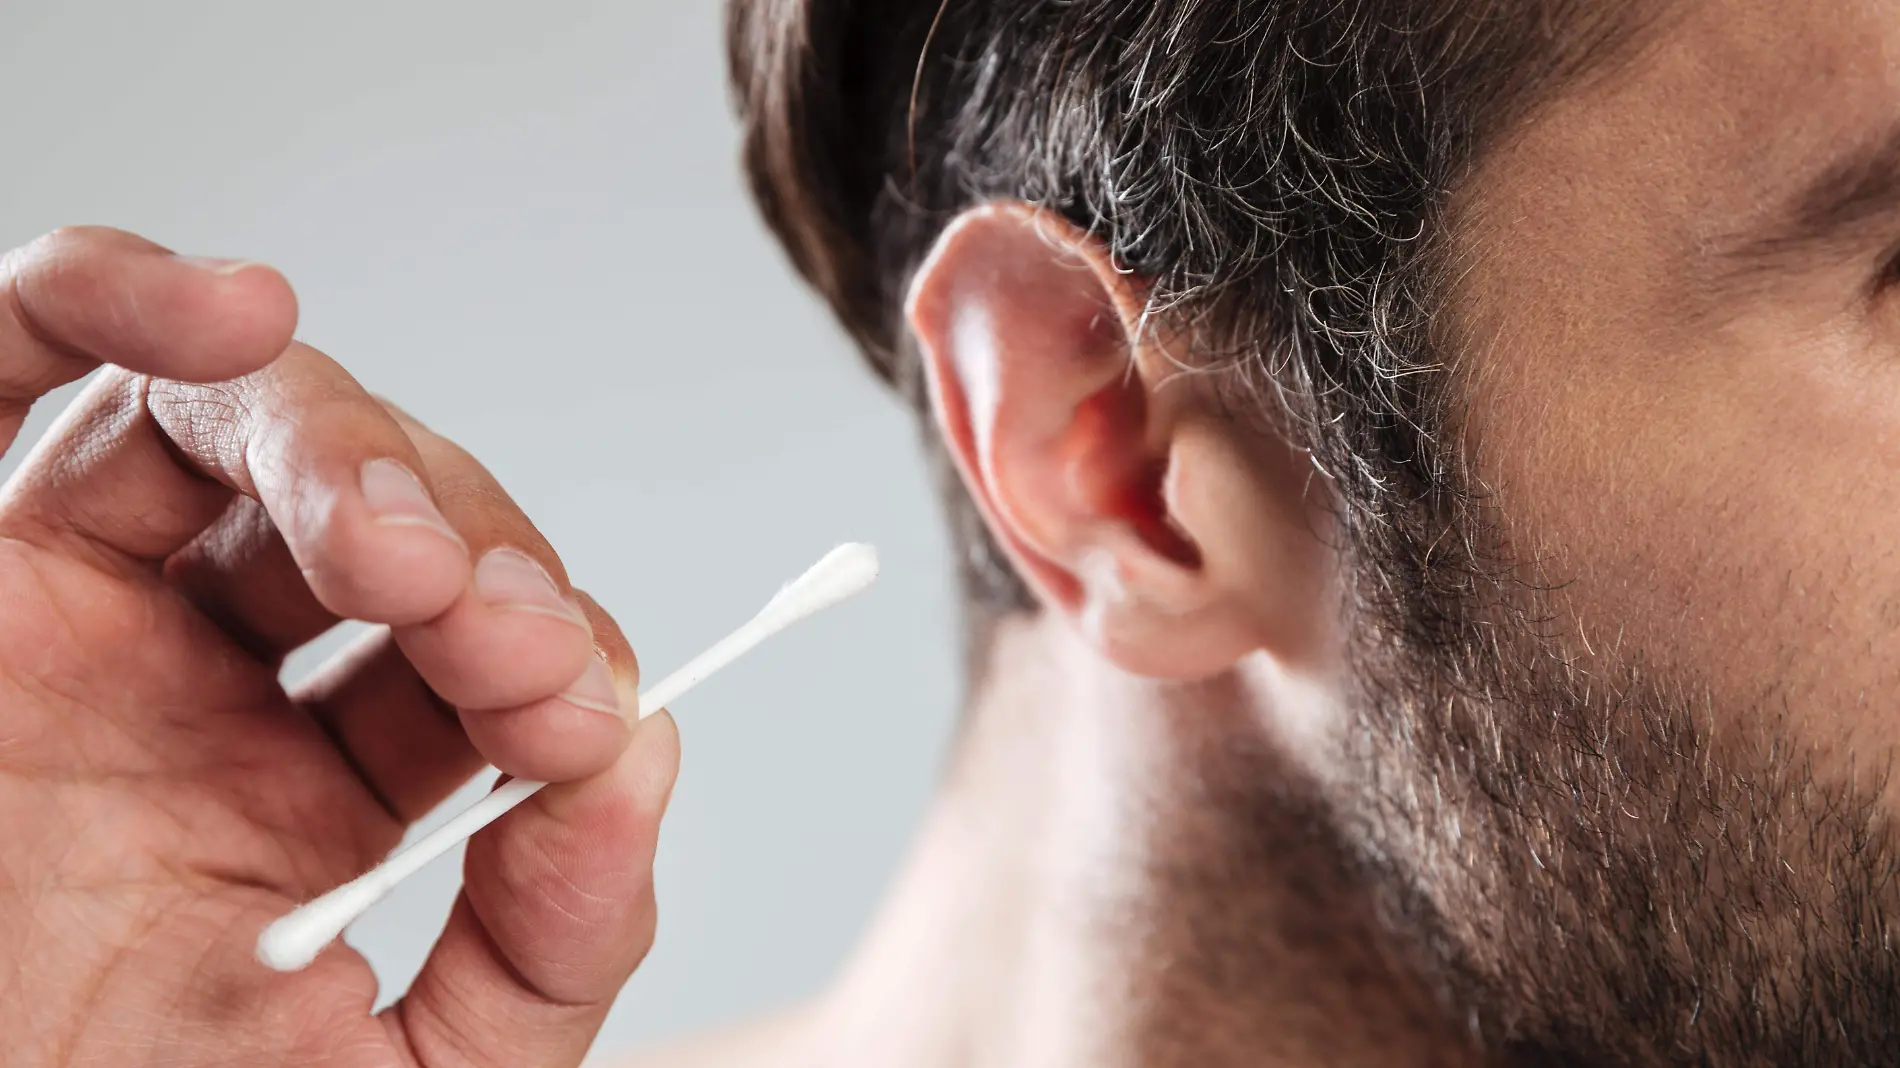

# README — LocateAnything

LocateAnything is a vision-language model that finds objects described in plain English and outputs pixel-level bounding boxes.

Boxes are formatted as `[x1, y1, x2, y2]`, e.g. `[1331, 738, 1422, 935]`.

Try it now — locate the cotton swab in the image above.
[255, 542, 881, 972]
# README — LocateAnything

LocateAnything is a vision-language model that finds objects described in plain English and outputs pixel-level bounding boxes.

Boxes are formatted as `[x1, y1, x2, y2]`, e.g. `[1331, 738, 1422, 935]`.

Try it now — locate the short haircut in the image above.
[728, 0, 1654, 650]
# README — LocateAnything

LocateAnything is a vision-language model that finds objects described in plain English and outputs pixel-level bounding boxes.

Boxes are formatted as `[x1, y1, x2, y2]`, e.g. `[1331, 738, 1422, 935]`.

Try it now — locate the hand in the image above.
[0, 228, 679, 1066]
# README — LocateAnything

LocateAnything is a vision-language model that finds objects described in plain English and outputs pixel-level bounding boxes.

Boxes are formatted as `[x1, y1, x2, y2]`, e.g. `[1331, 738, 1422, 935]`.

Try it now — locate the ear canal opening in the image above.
[1130, 456, 1204, 569]
[1070, 379, 1204, 571]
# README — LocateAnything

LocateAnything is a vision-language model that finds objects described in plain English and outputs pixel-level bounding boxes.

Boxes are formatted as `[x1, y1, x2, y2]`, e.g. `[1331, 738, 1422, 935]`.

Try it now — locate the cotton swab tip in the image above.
[255, 878, 383, 971]
[761, 542, 880, 624]
[254, 541, 881, 973]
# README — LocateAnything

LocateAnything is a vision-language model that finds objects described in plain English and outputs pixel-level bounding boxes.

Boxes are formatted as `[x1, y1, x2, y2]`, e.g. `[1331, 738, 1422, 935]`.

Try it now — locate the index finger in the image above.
[0, 343, 474, 628]
[0, 227, 296, 455]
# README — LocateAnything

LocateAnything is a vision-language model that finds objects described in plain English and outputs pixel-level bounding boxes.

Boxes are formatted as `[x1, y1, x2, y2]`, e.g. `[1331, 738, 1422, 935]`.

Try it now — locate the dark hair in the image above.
[726, 13, 1900, 1063]
[727, 0, 1650, 649]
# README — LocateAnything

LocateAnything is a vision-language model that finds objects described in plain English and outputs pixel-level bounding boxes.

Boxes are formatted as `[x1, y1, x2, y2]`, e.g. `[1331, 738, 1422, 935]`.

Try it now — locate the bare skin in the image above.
[0, 227, 679, 1067]
[632, 0, 1900, 1064]
[6, 0, 1899, 1064]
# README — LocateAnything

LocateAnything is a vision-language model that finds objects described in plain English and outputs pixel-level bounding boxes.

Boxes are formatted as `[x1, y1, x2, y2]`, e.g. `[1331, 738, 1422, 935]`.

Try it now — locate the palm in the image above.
[0, 535, 405, 1063]
[0, 228, 676, 1067]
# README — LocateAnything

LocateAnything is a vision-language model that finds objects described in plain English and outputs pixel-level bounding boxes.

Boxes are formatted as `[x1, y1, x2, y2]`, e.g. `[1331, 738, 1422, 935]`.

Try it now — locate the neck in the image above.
[806, 614, 1483, 1068]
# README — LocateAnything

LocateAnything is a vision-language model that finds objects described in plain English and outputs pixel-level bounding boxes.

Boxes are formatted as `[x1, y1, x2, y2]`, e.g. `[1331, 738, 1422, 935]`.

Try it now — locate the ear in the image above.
[905, 202, 1338, 680]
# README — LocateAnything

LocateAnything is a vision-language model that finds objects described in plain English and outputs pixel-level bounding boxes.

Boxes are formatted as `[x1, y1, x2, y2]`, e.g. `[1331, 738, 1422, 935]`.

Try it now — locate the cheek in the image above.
[1467, 307, 1900, 803]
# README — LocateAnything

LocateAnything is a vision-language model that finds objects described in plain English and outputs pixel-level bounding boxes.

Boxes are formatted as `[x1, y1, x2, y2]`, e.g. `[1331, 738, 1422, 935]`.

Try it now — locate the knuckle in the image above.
[631, 891, 659, 960]
[147, 377, 251, 436]
[43, 224, 106, 244]
[234, 344, 352, 410]
[145, 378, 255, 473]
[282, 343, 346, 382]
[420, 435, 491, 485]
[373, 391, 426, 429]
[434, 468, 505, 507]
[31, 226, 89, 256]
[31, 226, 139, 264]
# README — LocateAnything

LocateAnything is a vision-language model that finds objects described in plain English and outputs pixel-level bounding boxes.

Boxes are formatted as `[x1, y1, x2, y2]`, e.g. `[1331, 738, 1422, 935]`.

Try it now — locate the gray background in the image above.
[0, 1, 960, 1059]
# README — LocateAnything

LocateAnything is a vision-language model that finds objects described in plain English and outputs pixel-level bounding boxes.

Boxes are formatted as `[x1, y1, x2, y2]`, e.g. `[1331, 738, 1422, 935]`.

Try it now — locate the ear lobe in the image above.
[905, 202, 1291, 680]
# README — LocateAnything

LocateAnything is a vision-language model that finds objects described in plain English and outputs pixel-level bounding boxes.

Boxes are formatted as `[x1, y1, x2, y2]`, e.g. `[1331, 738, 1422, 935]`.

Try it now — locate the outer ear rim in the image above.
[905, 199, 1318, 683]
[905, 201, 1150, 333]
[900, 199, 1198, 621]
[904, 202, 1097, 615]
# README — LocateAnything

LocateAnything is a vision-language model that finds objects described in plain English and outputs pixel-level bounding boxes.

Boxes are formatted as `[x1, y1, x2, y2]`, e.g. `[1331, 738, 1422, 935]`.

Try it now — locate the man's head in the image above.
[730, 0, 1900, 1062]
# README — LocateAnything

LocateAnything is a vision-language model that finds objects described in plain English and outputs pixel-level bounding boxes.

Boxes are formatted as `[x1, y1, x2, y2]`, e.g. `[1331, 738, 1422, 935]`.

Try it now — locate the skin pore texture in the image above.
[629, 0, 1900, 1065]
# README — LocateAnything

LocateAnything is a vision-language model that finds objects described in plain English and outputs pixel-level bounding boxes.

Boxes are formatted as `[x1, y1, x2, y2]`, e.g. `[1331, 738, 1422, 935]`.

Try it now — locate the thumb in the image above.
[390, 708, 680, 1068]
[0, 226, 296, 460]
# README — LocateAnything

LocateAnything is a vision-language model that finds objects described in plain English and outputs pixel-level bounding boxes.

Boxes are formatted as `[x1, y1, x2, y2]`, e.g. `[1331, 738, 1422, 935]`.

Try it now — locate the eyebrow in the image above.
[1724, 118, 1900, 271]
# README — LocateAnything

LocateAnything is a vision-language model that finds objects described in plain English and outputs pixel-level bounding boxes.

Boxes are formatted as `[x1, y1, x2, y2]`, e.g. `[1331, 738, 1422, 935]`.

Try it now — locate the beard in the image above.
[1337, 536, 1900, 1066]
[1120, 495, 1900, 1066]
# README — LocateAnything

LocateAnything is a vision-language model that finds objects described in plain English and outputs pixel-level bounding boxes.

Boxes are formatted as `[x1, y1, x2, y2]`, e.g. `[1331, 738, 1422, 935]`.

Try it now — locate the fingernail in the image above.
[475, 548, 587, 625]
[559, 653, 624, 719]
[176, 255, 264, 276]
[360, 459, 464, 546]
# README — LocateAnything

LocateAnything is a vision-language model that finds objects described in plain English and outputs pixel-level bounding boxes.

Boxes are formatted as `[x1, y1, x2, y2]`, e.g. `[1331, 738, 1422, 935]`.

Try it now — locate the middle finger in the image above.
[389, 410, 634, 783]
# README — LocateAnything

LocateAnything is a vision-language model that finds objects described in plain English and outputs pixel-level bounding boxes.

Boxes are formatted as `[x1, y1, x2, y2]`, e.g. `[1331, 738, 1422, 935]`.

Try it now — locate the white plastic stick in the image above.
[255, 542, 880, 972]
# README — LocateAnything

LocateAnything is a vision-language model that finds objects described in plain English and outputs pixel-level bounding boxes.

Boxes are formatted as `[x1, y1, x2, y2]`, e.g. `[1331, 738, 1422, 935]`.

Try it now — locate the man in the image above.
[671, 0, 1897, 1063]
[2, 1, 1896, 1067]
